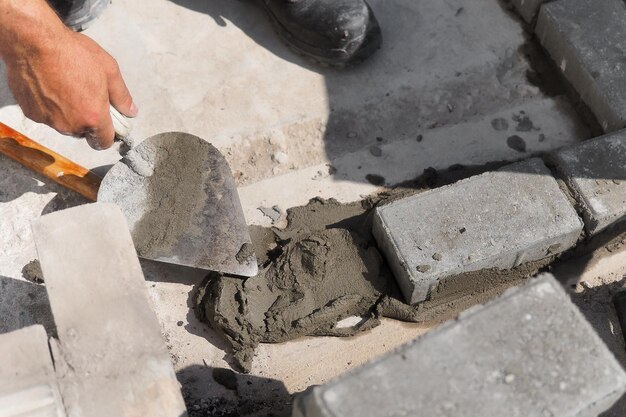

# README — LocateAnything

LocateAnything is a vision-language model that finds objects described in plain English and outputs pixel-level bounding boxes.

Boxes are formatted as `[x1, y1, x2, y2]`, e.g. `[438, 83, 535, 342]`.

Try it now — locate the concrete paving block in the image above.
[536, 0, 626, 132]
[31, 203, 187, 417]
[373, 158, 583, 304]
[0, 325, 66, 417]
[292, 275, 626, 417]
[553, 130, 626, 235]
[510, 0, 550, 24]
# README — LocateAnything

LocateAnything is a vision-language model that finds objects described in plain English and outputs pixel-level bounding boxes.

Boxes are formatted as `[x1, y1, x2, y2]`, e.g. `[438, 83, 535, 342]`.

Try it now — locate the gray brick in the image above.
[510, 0, 550, 24]
[0, 325, 66, 417]
[553, 130, 626, 235]
[293, 275, 626, 417]
[373, 158, 582, 304]
[31, 203, 187, 417]
[536, 0, 626, 133]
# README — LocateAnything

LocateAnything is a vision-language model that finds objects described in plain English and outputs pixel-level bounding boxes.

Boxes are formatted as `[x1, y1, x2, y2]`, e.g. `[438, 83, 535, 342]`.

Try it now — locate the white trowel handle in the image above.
[109, 105, 133, 141]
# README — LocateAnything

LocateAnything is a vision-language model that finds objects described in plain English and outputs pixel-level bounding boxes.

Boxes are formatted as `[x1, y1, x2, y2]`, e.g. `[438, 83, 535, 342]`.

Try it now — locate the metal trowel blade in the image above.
[98, 132, 258, 277]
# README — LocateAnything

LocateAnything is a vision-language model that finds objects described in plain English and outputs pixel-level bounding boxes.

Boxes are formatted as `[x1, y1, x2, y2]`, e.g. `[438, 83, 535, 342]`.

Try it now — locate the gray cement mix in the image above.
[196, 197, 553, 373]
[100, 133, 207, 258]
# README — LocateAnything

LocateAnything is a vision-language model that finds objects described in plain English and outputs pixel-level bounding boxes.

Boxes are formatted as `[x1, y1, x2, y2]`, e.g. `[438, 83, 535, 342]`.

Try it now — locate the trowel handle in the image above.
[0, 122, 101, 201]
[110, 105, 133, 140]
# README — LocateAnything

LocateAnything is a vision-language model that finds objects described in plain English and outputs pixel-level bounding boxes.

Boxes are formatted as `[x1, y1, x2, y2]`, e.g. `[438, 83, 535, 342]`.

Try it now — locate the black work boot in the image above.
[48, 0, 111, 31]
[260, 0, 382, 67]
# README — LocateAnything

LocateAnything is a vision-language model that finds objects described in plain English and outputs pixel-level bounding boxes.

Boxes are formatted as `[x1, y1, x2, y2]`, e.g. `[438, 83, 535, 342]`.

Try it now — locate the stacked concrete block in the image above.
[510, 0, 551, 24]
[553, 129, 626, 235]
[0, 325, 66, 417]
[292, 275, 626, 417]
[373, 158, 582, 304]
[32, 203, 187, 417]
[536, 0, 626, 132]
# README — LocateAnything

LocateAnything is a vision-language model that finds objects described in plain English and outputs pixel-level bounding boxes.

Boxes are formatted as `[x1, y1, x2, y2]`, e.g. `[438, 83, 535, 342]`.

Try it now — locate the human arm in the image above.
[0, 0, 137, 149]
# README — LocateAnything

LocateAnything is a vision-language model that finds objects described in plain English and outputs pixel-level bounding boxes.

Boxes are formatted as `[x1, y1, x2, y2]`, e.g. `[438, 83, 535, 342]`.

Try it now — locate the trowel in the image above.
[0, 110, 258, 277]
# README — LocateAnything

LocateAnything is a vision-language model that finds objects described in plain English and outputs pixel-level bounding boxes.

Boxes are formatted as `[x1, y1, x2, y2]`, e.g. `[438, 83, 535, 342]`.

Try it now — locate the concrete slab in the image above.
[0, 325, 65, 417]
[373, 158, 583, 304]
[509, 0, 550, 24]
[536, 0, 626, 132]
[31, 203, 187, 417]
[553, 129, 626, 235]
[292, 275, 626, 417]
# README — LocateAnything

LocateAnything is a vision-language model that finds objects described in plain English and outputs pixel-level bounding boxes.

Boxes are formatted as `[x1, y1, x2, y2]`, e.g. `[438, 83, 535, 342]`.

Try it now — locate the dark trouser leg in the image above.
[47, 0, 111, 31]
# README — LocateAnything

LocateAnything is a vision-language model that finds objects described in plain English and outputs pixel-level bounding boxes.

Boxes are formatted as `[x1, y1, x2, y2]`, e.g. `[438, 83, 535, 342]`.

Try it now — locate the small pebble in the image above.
[369, 146, 382, 157]
[272, 151, 289, 164]
[416, 264, 431, 273]
[177, 321, 184, 326]
[432, 253, 442, 261]
[416, 134, 423, 142]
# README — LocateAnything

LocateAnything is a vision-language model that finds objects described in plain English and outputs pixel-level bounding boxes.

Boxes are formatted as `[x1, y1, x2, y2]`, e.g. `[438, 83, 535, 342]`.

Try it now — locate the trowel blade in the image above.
[98, 132, 258, 277]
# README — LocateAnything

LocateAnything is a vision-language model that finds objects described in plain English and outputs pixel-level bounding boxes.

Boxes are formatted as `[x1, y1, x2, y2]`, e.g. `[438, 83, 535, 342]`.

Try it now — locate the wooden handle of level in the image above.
[0, 122, 101, 201]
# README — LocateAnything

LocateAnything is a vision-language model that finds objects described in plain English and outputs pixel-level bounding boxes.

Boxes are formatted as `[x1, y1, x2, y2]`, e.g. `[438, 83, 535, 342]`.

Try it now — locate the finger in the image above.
[84, 111, 115, 150]
[107, 63, 138, 118]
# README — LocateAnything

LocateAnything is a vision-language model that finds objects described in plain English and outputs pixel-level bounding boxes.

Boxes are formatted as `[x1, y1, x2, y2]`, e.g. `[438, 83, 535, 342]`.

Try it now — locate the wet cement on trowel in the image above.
[196, 166, 553, 373]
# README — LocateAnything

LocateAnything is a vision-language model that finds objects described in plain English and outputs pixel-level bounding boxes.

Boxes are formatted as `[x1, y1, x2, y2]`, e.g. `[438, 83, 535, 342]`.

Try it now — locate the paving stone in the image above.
[509, 0, 550, 24]
[0, 325, 66, 417]
[553, 130, 626, 235]
[373, 158, 582, 304]
[292, 275, 626, 417]
[536, 0, 626, 132]
[31, 203, 187, 417]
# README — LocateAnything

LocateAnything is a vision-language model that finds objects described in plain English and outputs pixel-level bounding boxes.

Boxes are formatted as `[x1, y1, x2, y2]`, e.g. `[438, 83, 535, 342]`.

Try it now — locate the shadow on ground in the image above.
[167, 0, 592, 185]
[178, 364, 292, 417]
[0, 275, 56, 336]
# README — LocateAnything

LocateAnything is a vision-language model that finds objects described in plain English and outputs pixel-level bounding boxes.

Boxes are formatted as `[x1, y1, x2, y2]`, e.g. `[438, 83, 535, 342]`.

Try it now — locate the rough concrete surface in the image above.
[293, 275, 626, 417]
[31, 203, 187, 417]
[553, 129, 626, 235]
[536, 0, 626, 132]
[373, 158, 583, 304]
[0, 0, 600, 414]
[0, 325, 66, 417]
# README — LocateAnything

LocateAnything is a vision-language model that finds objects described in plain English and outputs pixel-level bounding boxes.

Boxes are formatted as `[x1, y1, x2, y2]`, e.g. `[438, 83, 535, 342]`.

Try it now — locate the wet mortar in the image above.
[195, 164, 554, 372]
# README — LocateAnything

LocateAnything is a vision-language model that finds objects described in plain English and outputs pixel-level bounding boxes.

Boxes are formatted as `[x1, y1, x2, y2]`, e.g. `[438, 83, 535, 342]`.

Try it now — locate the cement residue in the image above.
[196, 196, 553, 373]
[131, 137, 206, 258]
[21, 259, 44, 284]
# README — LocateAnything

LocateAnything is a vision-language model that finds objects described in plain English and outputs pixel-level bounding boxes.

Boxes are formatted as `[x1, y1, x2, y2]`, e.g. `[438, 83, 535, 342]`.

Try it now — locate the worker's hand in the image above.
[4, 29, 137, 150]
[0, 0, 138, 150]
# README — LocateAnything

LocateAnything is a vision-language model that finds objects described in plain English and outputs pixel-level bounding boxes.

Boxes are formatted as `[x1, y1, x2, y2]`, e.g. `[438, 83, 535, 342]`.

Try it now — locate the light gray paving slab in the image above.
[31, 203, 187, 417]
[553, 129, 626, 235]
[510, 0, 550, 24]
[373, 158, 583, 304]
[0, 325, 66, 417]
[292, 275, 626, 417]
[536, 0, 626, 132]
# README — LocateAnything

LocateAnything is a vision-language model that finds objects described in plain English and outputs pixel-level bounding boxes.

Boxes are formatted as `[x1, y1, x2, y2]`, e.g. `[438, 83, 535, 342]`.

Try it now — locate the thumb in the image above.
[108, 66, 138, 118]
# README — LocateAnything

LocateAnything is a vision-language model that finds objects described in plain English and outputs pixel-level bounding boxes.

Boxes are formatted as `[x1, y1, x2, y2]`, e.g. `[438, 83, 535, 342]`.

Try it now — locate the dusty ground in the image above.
[1, 0, 625, 415]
